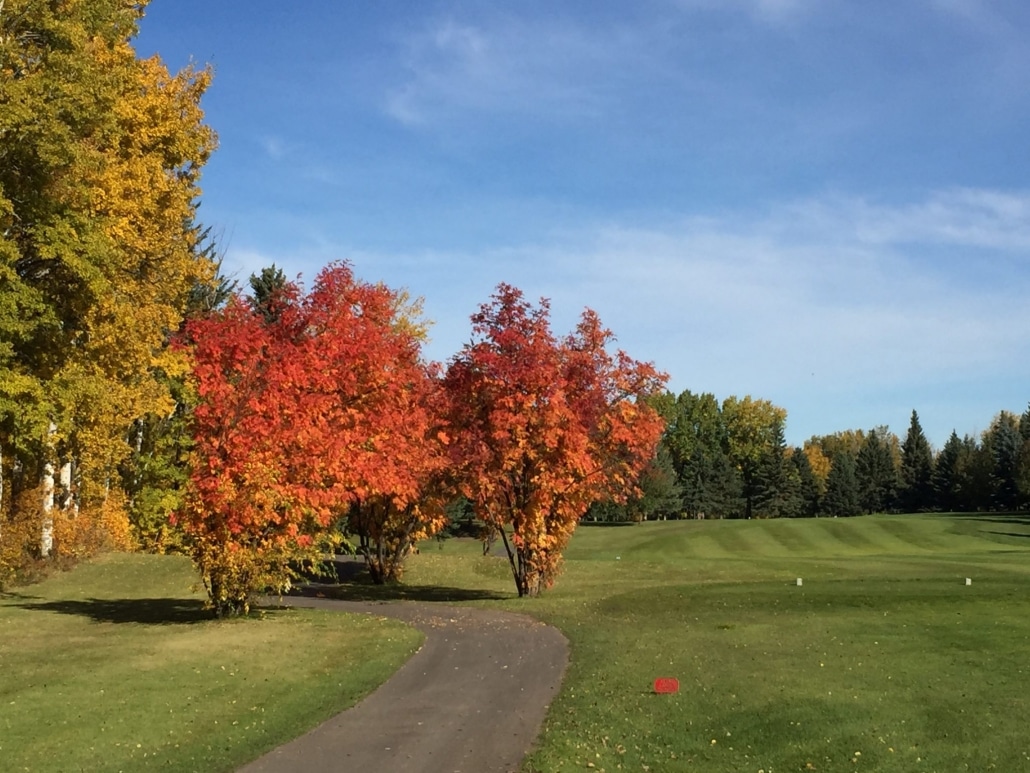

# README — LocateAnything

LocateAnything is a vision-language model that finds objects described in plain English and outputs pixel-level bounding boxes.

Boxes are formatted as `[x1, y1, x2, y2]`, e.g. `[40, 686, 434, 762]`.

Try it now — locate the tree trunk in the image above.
[41, 460, 54, 557]
[206, 567, 251, 618]
[360, 533, 385, 584]
[59, 461, 72, 512]
[40, 421, 57, 557]
[499, 528, 527, 596]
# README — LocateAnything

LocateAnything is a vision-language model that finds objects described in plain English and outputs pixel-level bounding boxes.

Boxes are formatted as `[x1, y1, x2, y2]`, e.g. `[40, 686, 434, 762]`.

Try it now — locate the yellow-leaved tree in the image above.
[0, 0, 215, 580]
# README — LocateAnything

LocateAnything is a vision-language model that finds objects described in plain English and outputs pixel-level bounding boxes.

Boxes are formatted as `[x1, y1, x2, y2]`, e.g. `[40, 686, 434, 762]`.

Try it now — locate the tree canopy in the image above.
[178, 263, 443, 615]
[443, 285, 667, 596]
[0, 0, 215, 578]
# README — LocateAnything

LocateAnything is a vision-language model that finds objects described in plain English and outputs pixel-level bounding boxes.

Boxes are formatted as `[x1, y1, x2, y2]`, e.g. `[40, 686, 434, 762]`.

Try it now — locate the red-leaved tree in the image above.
[178, 263, 443, 615]
[339, 337, 451, 585]
[444, 284, 667, 597]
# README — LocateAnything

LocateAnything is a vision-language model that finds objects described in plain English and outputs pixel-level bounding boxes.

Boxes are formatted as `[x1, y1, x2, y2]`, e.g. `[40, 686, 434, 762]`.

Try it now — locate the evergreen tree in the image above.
[634, 445, 684, 521]
[955, 434, 994, 512]
[1017, 404, 1030, 509]
[591, 445, 683, 522]
[249, 265, 290, 324]
[823, 452, 861, 517]
[791, 446, 822, 517]
[933, 431, 963, 512]
[855, 427, 898, 513]
[706, 446, 745, 518]
[677, 444, 744, 519]
[186, 249, 238, 317]
[754, 421, 802, 518]
[985, 411, 1022, 511]
[899, 410, 934, 512]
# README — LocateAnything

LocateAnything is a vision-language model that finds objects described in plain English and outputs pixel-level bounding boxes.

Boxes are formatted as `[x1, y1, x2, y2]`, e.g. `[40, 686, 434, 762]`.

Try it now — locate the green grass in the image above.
[0, 553, 422, 772]
[402, 514, 1030, 773]
[6, 515, 1030, 772]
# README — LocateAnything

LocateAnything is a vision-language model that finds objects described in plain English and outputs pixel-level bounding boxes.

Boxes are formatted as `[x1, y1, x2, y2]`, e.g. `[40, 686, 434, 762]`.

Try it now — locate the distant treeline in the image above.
[589, 390, 1030, 521]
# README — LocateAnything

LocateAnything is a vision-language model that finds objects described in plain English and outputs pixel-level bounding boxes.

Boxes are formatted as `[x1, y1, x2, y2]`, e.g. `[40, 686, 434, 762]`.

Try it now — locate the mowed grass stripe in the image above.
[670, 527, 740, 560]
[599, 515, 1023, 564]
[872, 515, 959, 552]
[755, 519, 821, 556]
[710, 520, 780, 556]
[811, 517, 893, 553]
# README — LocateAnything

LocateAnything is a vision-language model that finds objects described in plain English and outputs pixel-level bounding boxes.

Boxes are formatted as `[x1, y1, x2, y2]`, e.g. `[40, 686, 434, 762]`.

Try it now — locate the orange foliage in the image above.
[178, 263, 440, 614]
[444, 285, 667, 597]
[342, 336, 450, 584]
[52, 491, 134, 560]
[0, 486, 131, 589]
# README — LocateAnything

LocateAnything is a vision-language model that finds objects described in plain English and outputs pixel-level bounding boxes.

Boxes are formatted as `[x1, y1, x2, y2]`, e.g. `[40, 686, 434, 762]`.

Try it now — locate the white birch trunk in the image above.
[59, 461, 72, 512]
[41, 459, 54, 557]
[40, 422, 56, 557]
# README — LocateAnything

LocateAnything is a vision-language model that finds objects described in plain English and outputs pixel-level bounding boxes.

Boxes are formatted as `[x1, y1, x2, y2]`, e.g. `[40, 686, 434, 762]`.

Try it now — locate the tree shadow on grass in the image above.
[291, 555, 511, 603]
[945, 513, 1030, 540]
[943, 512, 1030, 525]
[987, 531, 1030, 540]
[12, 597, 218, 625]
[294, 582, 510, 604]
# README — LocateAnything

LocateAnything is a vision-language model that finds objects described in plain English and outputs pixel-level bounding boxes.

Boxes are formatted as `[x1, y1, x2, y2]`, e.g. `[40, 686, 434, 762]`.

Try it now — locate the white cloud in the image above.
[761, 189, 1030, 251]
[572, 190, 1030, 381]
[384, 15, 641, 126]
[475, 191, 1029, 443]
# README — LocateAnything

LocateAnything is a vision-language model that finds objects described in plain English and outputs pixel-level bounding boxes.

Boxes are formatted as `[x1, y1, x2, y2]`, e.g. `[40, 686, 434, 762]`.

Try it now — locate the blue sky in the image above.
[135, 0, 1030, 448]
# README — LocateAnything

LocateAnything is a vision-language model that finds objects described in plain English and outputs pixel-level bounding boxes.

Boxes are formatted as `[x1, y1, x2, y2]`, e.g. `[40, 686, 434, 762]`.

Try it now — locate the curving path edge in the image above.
[238, 597, 569, 773]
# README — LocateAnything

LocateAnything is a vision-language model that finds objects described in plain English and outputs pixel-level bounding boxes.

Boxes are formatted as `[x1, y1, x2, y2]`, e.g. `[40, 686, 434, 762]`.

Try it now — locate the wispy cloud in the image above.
[384, 15, 643, 126]
[565, 208, 1022, 383]
[785, 189, 1030, 251]
[381, 1, 1028, 139]
[929, 0, 1012, 32]
[672, 0, 816, 23]
[259, 135, 289, 160]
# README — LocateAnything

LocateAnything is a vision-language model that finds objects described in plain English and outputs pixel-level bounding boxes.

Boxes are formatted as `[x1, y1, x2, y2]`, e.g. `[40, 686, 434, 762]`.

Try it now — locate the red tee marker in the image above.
[653, 677, 679, 694]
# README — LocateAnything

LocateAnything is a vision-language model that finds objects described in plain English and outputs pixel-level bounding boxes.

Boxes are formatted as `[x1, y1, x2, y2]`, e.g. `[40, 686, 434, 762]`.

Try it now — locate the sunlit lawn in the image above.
[0, 553, 422, 772]
[4, 514, 1030, 773]
[404, 514, 1030, 773]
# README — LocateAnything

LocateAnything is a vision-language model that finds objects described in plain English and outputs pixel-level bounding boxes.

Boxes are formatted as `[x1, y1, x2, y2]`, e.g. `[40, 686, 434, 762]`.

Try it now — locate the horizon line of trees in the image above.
[590, 393, 1030, 522]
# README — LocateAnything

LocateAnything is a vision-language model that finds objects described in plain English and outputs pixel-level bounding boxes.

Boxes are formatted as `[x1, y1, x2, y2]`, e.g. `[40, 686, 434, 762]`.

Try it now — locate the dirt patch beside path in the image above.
[238, 597, 569, 773]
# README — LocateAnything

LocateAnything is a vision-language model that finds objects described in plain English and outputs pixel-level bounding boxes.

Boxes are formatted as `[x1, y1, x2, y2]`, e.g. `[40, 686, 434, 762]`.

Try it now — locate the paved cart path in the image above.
[238, 597, 569, 773]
